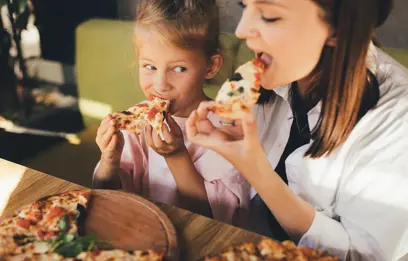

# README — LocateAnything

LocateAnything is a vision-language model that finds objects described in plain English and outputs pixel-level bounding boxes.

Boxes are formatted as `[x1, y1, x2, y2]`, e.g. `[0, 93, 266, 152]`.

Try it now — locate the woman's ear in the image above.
[205, 54, 223, 79]
[326, 33, 337, 47]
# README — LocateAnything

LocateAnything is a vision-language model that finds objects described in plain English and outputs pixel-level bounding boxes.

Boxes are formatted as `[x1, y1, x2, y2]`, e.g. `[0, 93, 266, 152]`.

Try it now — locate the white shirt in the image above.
[253, 45, 408, 261]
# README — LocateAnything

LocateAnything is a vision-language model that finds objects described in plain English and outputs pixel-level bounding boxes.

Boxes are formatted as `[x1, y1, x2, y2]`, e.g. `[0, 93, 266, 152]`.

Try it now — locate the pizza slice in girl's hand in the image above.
[209, 58, 265, 120]
[111, 97, 170, 135]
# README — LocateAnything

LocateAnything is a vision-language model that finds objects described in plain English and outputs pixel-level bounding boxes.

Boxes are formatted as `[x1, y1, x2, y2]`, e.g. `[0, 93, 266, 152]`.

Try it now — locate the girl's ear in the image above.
[205, 54, 223, 79]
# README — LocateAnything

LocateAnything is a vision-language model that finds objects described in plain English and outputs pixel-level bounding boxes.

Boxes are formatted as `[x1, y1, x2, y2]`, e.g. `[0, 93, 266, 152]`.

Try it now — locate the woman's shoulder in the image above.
[374, 46, 408, 109]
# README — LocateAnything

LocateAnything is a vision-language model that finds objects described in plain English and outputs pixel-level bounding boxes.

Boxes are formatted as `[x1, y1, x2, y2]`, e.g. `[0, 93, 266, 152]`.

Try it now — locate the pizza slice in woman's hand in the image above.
[209, 58, 265, 120]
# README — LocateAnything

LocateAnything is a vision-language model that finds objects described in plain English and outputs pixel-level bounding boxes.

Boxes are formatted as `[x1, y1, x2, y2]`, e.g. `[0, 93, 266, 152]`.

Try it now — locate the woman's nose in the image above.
[235, 8, 260, 39]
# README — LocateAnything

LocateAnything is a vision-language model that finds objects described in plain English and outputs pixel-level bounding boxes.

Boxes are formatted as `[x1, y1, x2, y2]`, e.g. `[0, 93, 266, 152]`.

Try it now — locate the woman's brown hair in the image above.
[260, 0, 393, 158]
[134, 0, 220, 58]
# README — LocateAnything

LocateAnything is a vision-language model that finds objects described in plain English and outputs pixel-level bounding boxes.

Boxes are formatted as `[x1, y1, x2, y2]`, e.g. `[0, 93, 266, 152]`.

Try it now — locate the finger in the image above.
[186, 110, 199, 139]
[101, 114, 112, 125]
[161, 123, 174, 144]
[97, 116, 114, 136]
[242, 112, 259, 143]
[196, 101, 214, 120]
[116, 130, 125, 147]
[106, 133, 118, 151]
[166, 113, 182, 136]
[197, 118, 215, 134]
[144, 125, 154, 148]
[186, 111, 215, 147]
[233, 119, 242, 126]
[99, 126, 116, 149]
[152, 128, 165, 148]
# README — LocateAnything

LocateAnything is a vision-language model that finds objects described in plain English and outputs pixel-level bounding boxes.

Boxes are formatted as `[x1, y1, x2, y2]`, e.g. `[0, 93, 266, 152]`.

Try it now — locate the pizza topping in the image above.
[135, 103, 149, 108]
[46, 207, 66, 222]
[26, 212, 42, 224]
[147, 106, 160, 121]
[230, 72, 243, 82]
[121, 111, 132, 115]
[12, 234, 36, 245]
[16, 219, 31, 229]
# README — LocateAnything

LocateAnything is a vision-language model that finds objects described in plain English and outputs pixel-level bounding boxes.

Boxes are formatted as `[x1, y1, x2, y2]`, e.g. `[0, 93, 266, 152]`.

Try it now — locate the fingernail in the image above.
[110, 119, 115, 125]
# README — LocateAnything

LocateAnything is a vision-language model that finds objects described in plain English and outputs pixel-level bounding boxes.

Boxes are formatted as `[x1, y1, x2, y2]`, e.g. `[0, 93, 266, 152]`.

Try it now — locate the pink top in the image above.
[94, 113, 252, 225]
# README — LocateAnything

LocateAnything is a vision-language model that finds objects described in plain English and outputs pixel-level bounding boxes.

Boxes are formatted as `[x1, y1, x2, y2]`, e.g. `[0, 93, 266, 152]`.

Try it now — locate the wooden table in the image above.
[0, 158, 266, 261]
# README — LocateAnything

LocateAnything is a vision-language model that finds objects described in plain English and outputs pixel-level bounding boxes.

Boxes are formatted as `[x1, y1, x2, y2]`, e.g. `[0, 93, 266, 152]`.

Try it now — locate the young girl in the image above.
[93, 0, 253, 225]
[187, 0, 408, 260]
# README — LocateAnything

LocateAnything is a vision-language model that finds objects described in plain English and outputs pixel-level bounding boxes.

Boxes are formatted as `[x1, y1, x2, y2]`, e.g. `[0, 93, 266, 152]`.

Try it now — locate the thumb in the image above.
[166, 113, 182, 135]
[242, 112, 259, 142]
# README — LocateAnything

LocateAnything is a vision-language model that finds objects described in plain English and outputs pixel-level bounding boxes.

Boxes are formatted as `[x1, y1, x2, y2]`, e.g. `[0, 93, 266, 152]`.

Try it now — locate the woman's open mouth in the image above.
[258, 52, 273, 70]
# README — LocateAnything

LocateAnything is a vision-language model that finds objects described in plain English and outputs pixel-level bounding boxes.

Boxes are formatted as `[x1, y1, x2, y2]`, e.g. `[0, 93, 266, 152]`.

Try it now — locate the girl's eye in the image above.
[144, 64, 156, 70]
[238, 1, 246, 8]
[174, 66, 187, 73]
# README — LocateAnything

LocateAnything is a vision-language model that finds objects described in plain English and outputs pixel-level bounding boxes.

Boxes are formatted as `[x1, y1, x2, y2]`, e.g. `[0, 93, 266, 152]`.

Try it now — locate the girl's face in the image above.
[137, 31, 218, 117]
[235, 0, 333, 90]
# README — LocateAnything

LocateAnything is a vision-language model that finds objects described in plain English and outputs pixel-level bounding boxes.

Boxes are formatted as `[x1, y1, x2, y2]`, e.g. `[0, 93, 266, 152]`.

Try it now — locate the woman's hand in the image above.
[187, 101, 315, 239]
[186, 101, 265, 170]
[145, 113, 186, 157]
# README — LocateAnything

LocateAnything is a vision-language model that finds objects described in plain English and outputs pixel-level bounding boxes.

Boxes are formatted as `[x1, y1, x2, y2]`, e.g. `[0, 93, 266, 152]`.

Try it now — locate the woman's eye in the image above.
[261, 17, 282, 23]
[144, 64, 156, 70]
[174, 66, 187, 73]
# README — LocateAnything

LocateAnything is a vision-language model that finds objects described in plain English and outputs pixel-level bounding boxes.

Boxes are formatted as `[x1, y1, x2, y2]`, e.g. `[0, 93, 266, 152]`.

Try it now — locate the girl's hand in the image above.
[145, 113, 186, 157]
[95, 115, 125, 166]
[186, 101, 265, 169]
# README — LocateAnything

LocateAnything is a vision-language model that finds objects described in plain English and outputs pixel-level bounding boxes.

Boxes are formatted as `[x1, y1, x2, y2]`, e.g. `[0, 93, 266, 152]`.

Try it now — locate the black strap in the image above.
[264, 85, 311, 241]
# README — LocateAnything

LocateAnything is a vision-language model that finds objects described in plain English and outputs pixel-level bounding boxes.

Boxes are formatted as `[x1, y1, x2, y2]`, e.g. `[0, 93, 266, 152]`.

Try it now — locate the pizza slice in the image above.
[0, 190, 91, 257]
[204, 242, 262, 261]
[2, 252, 73, 261]
[75, 249, 164, 261]
[111, 97, 170, 135]
[3, 249, 164, 261]
[209, 58, 265, 120]
[258, 239, 339, 261]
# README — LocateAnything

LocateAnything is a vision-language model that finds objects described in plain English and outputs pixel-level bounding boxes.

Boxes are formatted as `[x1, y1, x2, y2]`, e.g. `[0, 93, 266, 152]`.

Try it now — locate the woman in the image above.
[186, 0, 408, 260]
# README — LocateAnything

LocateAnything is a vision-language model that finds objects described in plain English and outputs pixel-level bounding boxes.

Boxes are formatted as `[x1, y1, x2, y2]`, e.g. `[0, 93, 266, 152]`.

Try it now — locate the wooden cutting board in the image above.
[84, 189, 178, 260]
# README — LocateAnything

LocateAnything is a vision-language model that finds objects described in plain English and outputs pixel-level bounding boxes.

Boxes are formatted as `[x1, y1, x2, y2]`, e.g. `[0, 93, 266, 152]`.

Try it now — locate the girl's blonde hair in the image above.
[135, 0, 220, 58]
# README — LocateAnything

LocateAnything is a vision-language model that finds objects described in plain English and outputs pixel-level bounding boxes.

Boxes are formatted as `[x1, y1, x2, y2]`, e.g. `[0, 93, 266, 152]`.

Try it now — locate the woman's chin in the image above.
[261, 78, 280, 90]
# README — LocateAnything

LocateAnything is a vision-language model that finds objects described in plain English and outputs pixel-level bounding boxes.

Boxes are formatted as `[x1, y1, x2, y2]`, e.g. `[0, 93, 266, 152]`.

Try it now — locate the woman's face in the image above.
[235, 0, 333, 90]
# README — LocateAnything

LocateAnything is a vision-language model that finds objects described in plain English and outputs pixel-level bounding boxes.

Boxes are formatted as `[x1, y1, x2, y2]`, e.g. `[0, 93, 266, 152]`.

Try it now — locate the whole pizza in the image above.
[205, 239, 339, 261]
[0, 190, 164, 261]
